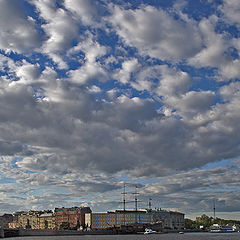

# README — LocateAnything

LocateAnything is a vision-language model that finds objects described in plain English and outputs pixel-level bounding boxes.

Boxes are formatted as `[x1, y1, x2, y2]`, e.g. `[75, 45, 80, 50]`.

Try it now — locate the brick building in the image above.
[54, 207, 91, 229]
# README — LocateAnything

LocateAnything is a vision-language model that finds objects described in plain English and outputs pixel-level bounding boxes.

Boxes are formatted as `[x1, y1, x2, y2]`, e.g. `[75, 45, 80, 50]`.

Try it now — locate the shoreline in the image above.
[0, 228, 208, 238]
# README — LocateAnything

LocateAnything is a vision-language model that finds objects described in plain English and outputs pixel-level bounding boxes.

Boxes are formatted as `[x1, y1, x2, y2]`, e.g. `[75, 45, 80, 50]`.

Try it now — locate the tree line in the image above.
[184, 214, 240, 229]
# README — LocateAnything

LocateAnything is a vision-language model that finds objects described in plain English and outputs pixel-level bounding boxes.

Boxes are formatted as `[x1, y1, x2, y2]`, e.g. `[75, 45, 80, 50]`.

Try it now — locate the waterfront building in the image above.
[9, 211, 40, 229]
[150, 209, 184, 230]
[86, 209, 184, 230]
[85, 210, 154, 229]
[8, 207, 92, 230]
[54, 206, 91, 229]
[0, 214, 13, 229]
[39, 213, 55, 229]
[8, 210, 53, 230]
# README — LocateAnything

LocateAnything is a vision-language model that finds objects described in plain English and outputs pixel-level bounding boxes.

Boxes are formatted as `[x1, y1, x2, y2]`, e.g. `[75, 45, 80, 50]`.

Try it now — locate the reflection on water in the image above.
[6, 232, 240, 240]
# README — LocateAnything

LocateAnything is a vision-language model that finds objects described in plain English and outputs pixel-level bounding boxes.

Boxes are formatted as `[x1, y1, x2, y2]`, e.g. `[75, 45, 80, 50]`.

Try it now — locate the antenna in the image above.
[148, 198, 152, 210]
[121, 183, 127, 211]
[213, 199, 216, 220]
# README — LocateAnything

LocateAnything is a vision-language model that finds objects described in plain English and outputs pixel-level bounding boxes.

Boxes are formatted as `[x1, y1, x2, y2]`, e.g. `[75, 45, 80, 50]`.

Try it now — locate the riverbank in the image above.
[0, 228, 207, 238]
[1, 229, 120, 238]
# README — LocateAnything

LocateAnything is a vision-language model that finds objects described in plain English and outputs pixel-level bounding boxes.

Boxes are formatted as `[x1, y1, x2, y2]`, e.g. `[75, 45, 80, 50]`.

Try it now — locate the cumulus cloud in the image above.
[114, 58, 140, 84]
[64, 0, 100, 25]
[109, 5, 202, 61]
[188, 16, 228, 68]
[67, 35, 108, 84]
[141, 165, 240, 214]
[1, 0, 240, 217]
[220, 0, 240, 29]
[30, 0, 79, 68]
[15, 60, 41, 84]
[0, 0, 41, 53]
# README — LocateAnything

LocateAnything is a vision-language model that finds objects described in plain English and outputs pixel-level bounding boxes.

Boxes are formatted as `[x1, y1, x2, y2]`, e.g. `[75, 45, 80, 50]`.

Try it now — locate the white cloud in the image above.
[0, 0, 41, 53]
[64, 0, 99, 25]
[31, 0, 79, 69]
[67, 36, 108, 84]
[15, 61, 41, 84]
[114, 58, 140, 84]
[189, 16, 228, 68]
[154, 65, 191, 98]
[87, 85, 101, 93]
[219, 59, 240, 80]
[1, 0, 240, 217]
[110, 5, 202, 61]
[68, 61, 107, 85]
[220, 0, 240, 28]
[172, 90, 216, 119]
[219, 81, 240, 102]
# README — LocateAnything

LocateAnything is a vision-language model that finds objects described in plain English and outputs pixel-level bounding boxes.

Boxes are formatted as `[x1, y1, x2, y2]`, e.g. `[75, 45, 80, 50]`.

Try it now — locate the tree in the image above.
[195, 214, 212, 228]
[59, 222, 70, 230]
[184, 218, 197, 229]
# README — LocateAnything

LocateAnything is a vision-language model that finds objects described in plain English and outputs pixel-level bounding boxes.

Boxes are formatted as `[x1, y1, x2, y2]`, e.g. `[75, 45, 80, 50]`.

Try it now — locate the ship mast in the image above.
[121, 183, 127, 225]
[132, 186, 139, 211]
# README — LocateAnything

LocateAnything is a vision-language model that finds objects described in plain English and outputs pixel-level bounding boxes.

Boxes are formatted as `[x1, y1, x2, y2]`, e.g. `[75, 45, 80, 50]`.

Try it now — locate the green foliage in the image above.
[184, 218, 197, 229]
[184, 214, 240, 230]
[196, 214, 212, 228]
[59, 222, 70, 230]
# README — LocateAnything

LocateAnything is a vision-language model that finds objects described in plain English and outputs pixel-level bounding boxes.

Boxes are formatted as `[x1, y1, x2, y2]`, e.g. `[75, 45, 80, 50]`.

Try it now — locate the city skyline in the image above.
[1, 0, 240, 220]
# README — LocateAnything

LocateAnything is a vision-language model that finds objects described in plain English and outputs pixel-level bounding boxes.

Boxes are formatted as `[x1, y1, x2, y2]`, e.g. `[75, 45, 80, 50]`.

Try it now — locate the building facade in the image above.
[8, 210, 54, 230]
[85, 210, 154, 229]
[54, 207, 92, 229]
[86, 209, 184, 230]
[151, 209, 185, 230]
[39, 213, 55, 229]
[0, 214, 13, 229]
[8, 207, 92, 230]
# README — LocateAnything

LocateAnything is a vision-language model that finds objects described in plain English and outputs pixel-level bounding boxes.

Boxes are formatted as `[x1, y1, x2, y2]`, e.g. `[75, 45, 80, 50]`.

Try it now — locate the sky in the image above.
[1, 0, 240, 220]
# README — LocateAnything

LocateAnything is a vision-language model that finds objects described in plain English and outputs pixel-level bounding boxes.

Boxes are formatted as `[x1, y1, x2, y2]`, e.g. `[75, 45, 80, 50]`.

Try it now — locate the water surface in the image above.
[7, 232, 240, 240]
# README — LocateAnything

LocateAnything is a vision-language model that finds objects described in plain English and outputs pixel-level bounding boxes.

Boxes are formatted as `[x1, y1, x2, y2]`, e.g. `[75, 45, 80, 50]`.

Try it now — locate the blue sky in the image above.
[1, 0, 240, 220]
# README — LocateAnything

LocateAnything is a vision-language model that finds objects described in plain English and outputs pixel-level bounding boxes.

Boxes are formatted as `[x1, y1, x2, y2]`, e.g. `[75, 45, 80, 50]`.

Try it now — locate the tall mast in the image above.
[132, 186, 140, 223]
[213, 199, 216, 220]
[121, 182, 127, 225]
[121, 183, 127, 211]
[132, 186, 139, 211]
[148, 198, 152, 210]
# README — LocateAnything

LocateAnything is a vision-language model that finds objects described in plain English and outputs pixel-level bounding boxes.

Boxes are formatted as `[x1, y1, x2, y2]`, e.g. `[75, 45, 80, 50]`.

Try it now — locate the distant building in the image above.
[85, 210, 153, 229]
[8, 207, 92, 230]
[54, 207, 92, 229]
[150, 209, 184, 230]
[0, 214, 13, 229]
[8, 210, 53, 230]
[86, 209, 184, 230]
[39, 213, 55, 229]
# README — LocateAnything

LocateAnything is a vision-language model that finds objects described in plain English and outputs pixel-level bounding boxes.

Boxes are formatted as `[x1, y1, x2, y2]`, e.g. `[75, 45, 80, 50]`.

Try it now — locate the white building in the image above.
[85, 210, 153, 229]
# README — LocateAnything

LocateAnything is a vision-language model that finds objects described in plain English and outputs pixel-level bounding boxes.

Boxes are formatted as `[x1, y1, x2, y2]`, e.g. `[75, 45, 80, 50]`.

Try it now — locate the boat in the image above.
[144, 228, 157, 234]
[209, 224, 238, 233]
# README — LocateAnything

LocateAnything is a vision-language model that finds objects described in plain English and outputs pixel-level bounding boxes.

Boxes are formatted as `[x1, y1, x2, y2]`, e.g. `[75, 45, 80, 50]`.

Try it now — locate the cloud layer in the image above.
[0, 0, 240, 219]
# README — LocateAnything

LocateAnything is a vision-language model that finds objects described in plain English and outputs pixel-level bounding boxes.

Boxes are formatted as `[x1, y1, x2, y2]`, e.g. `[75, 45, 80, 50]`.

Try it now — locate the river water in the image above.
[6, 232, 240, 240]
